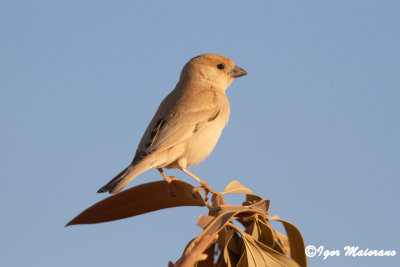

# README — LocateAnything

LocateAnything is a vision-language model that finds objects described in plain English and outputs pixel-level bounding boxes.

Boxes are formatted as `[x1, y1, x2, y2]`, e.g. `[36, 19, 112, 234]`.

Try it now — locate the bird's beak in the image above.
[231, 66, 248, 78]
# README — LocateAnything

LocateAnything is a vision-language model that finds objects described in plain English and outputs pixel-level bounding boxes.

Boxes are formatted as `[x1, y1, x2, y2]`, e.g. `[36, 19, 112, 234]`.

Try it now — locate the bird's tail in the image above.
[97, 163, 147, 194]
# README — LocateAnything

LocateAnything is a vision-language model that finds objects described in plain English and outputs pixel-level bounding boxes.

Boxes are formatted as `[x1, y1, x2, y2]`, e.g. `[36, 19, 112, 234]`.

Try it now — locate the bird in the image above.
[97, 53, 247, 197]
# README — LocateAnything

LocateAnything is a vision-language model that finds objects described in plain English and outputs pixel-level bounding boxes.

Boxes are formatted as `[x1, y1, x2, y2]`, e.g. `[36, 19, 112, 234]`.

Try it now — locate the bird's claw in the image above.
[191, 183, 223, 206]
[192, 186, 210, 202]
[164, 176, 179, 183]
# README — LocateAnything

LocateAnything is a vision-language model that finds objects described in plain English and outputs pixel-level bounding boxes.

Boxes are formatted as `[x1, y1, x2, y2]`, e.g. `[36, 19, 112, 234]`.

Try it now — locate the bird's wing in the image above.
[132, 89, 220, 163]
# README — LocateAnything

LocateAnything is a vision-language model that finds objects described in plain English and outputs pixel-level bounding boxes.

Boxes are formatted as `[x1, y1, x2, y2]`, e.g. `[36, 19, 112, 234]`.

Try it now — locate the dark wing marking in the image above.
[148, 119, 166, 150]
[193, 122, 201, 133]
[208, 110, 220, 122]
[193, 109, 219, 133]
[131, 150, 148, 165]
[131, 119, 166, 165]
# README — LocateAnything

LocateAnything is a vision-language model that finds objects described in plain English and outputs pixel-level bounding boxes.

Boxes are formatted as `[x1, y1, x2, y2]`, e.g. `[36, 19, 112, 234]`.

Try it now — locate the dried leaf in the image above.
[195, 211, 239, 242]
[197, 215, 214, 229]
[219, 199, 270, 215]
[178, 197, 307, 267]
[274, 230, 291, 255]
[269, 216, 307, 267]
[257, 219, 275, 248]
[245, 194, 263, 203]
[237, 226, 300, 267]
[197, 243, 215, 267]
[222, 180, 254, 195]
[67, 179, 307, 267]
[223, 230, 242, 266]
[249, 236, 300, 267]
[177, 233, 218, 267]
[66, 180, 206, 226]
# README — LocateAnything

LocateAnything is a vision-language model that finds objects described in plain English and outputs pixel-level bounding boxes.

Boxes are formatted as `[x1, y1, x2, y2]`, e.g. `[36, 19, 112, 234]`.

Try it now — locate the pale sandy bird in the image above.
[98, 53, 247, 195]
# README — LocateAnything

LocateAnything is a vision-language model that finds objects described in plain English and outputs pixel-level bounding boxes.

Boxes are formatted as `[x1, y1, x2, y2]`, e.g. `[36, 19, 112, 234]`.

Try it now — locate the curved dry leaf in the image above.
[66, 179, 307, 267]
[189, 200, 305, 267]
[66, 180, 206, 226]
[234, 224, 300, 267]
[221, 229, 240, 267]
[246, 219, 274, 248]
[274, 230, 291, 255]
[219, 199, 270, 215]
[269, 216, 307, 267]
[222, 180, 254, 195]
[195, 211, 239, 242]
[250, 237, 300, 267]
[195, 202, 271, 246]
[176, 233, 218, 267]
[245, 194, 263, 203]
[197, 243, 216, 267]
[197, 215, 215, 229]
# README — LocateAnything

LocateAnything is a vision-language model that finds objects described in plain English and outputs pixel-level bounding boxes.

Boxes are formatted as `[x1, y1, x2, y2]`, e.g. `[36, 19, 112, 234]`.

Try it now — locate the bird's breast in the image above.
[183, 108, 229, 167]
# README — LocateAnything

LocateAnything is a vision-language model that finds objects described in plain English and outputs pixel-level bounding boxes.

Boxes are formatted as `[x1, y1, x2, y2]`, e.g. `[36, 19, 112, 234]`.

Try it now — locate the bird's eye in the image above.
[217, 64, 225, 70]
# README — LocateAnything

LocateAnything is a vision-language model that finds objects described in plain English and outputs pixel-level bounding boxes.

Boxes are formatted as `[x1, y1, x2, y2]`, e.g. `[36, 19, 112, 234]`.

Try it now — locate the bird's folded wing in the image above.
[138, 90, 220, 155]
[152, 107, 219, 152]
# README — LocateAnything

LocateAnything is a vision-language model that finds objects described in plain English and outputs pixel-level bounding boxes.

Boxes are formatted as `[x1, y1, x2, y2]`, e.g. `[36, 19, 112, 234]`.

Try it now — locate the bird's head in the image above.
[180, 53, 247, 91]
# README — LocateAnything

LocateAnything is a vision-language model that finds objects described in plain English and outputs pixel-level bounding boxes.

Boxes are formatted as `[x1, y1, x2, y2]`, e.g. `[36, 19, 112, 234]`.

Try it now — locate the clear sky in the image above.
[1, 1, 399, 266]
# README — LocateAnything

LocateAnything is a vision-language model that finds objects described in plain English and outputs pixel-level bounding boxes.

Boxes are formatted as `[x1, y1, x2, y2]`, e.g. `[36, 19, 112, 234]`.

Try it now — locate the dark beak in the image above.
[231, 66, 248, 78]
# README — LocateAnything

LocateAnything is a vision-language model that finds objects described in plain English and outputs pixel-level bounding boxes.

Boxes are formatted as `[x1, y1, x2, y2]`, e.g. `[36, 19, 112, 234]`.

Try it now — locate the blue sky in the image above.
[1, 1, 399, 266]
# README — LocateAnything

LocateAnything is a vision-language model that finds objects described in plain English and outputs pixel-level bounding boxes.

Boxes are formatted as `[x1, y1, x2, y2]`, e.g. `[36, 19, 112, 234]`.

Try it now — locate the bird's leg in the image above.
[180, 168, 221, 204]
[157, 168, 179, 197]
[158, 168, 179, 183]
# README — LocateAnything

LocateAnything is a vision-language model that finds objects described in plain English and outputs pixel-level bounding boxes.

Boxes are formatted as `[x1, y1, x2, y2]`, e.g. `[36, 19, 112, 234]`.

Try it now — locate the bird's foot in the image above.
[192, 182, 222, 206]
[164, 176, 180, 197]
[163, 175, 179, 183]
[192, 186, 210, 202]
